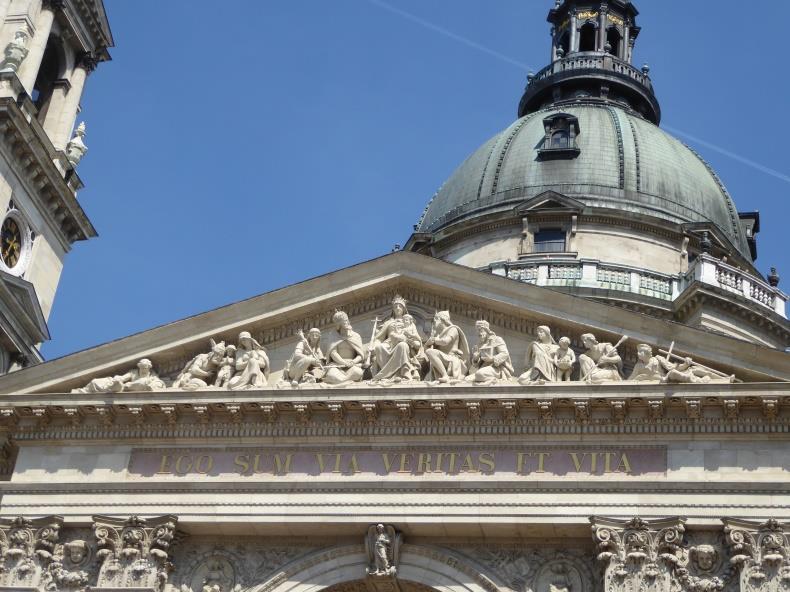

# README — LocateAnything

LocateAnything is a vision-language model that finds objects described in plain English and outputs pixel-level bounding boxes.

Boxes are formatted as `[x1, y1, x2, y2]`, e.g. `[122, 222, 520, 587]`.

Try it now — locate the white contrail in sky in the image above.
[367, 0, 790, 186]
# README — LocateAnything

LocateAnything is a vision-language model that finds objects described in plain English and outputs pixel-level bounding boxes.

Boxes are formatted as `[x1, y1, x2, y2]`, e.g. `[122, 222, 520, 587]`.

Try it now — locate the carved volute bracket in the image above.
[365, 524, 402, 591]
[591, 517, 686, 592]
[0, 515, 62, 590]
[92, 514, 178, 591]
[723, 519, 790, 592]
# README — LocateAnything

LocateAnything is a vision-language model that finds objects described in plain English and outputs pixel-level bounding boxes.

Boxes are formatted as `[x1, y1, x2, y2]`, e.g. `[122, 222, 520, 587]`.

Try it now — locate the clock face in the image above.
[1, 216, 22, 269]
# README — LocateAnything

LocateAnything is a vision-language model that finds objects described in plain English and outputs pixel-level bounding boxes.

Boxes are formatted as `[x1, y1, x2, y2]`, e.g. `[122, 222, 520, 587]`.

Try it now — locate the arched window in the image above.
[32, 37, 64, 120]
[607, 27, 622, 57]
[579, 23, 597, 52]
[551, 130, 570, 149]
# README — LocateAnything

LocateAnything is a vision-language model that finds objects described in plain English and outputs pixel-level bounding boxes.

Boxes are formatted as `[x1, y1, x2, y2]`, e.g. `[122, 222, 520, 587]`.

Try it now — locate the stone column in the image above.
[51, 53, 94, 149]
[18, 0, 62, 95]
[569, 10, 578, 53]
[724, 518, 790, 592]
[41, 77, 69, 137]
[551, 27, 557, 62]
[598, 4, 608, 51]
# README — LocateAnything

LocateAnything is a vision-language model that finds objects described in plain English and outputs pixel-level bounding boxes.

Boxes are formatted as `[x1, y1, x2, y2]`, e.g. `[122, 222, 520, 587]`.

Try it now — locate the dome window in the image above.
[539, 113, 580, 159]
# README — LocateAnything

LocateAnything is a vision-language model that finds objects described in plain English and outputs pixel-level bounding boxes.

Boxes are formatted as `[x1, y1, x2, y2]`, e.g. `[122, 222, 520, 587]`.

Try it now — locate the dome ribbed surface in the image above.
[418, 104, 749, 259]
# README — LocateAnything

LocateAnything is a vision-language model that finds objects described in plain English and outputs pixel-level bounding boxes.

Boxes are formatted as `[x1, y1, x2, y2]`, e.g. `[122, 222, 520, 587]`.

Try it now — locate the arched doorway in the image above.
[249, 545, 506, 592]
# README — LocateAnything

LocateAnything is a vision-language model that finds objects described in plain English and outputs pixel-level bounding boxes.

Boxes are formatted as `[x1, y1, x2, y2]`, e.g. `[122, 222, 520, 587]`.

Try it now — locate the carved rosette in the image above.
[93, 514, 178, 591]
[591, 517, 686, 592]
[723, 519, 790, 592]
[0, 515, 62, 590]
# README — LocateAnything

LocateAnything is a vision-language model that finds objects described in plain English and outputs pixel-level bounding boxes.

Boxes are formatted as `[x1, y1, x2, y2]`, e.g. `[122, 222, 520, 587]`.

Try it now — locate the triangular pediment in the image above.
[514, 191, 586, 215]
[0, 252, 787, 395]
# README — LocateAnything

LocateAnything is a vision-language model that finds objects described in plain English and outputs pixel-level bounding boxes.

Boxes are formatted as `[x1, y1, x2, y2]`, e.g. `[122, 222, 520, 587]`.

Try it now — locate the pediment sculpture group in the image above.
[72, 296, 735, 394]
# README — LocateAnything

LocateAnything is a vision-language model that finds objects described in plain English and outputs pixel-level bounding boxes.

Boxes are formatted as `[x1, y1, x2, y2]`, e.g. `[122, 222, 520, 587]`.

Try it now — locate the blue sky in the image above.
[41, 0, 789, 359]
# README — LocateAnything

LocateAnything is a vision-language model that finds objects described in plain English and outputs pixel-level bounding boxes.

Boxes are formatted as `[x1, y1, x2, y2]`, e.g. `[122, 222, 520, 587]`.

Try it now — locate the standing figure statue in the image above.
[214, 345, 237, 388]
[467, 320, 514, 384]
[366, 524, 400, 578]
[424, 311, 470, 384]
[519, 325, 559, 385]
[371, 295, 417, 382]
[401, 314, 427, 378]
[579, 333, 625, 384]
[228, 331, 269, 390]
[552, 336, 577, 381]
[284, 328, 325, 385]
[72, 359, 166, 394]
[172, 339, 226, 391]
[323, 311, 365, 386]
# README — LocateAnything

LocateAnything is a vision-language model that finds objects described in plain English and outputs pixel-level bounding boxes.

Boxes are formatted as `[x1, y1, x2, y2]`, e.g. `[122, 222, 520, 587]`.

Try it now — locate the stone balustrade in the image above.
[491, 255, 787, 319]
[528, 51, 654, 91]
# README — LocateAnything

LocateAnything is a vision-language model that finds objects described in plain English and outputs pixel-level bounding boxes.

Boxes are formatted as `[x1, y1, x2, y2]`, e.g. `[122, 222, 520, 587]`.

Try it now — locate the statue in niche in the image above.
[366, 524, 400, 578]
[466, 320, 514, 384]
[424, 310, 470, 384]
[518, 325, 559, 385]
[0, 30, 28, 73]
[214, 345, 237, 389]
[579, 333, 625, 383]
[553, 336, 576, 381]
[283, 328, 326, 385]
[228, 332, 269, 390]
[323, 311, 365, 386]
[172, 339, 227, 391]
[371, 296, 421, 382]
[629, 344, 735, 384]
[72, 359, 166, 393]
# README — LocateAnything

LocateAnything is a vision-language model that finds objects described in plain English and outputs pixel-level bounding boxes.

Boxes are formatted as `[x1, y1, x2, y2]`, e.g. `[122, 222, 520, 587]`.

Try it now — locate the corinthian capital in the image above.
[723, 519, 790, 590]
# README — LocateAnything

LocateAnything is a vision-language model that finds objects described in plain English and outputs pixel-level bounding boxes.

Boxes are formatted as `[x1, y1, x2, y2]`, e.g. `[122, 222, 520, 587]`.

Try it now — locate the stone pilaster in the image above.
[0, 515, 62, 590]
[591, 517, 686, 592]
[724, 519, 790, 592]
[92, 514, 178, 591]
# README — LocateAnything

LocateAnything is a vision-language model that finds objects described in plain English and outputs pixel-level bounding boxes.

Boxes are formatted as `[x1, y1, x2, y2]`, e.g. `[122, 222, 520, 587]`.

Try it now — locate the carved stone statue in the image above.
[0, 30, 29, 73]
[424, 310, 470, 384]
[365, 524, 400, 578]
[371, 296, 417, 382]
[72, 359, 166, 394]
[629, 344, 735, 384]
[172, 339, 227, 391]
[228, 332, 269, 390]
[284, 328, 325, 385]
[553, 337, 576, 381]
[214, 345, 237, 389]
[402, 314, 427, 378]
[66, 122, 88, 166]
[467, 320, 514, 384]
[323, 311, 365, 386]
[579, 333, 624, 384]
[519, 325, 559, 385]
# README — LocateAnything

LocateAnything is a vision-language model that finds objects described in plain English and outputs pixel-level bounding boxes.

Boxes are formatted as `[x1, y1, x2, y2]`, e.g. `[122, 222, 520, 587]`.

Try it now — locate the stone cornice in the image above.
[1, 383, 788, 441]
[0, 89, 96, 249]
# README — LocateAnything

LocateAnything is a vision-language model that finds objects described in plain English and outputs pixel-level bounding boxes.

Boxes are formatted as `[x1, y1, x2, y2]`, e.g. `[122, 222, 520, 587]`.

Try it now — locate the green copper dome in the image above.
[417, 104, 750, 260]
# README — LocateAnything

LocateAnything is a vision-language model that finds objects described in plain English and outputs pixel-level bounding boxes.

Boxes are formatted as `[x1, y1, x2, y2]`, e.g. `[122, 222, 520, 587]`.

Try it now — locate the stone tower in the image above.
[406, 0, 788, 349]
[0, 0, 112, 374]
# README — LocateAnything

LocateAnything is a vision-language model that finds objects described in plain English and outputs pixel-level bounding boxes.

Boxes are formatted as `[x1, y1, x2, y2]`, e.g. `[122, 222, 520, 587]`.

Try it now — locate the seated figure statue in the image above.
[172, 339, 227, 391]
[323, 311, 365, 386]
[519, 325, 559, 385]
[72, 359, 166, 394]
[228, 331, 269, 391]
[467, 320, 514, 384]
[424, 311, 470, 384]
[372, 319, 414, 382]
[284, 328, 325, 386]
[579, 333, 623, 384]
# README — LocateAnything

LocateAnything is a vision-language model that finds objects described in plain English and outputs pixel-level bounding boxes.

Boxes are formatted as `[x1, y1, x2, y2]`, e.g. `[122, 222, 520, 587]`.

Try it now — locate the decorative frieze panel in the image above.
[723, 519, 790, 592]
[92, 514, 178, 591]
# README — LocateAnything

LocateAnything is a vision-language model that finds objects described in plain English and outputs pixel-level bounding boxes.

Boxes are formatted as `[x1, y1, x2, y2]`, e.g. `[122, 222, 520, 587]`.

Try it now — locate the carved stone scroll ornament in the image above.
[723, 519, 790, 592]
[366, 524, 401, 578]
[0, 515, 62, 590]
[591, 517, 686, 592]
[93, 514, 178, 591]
